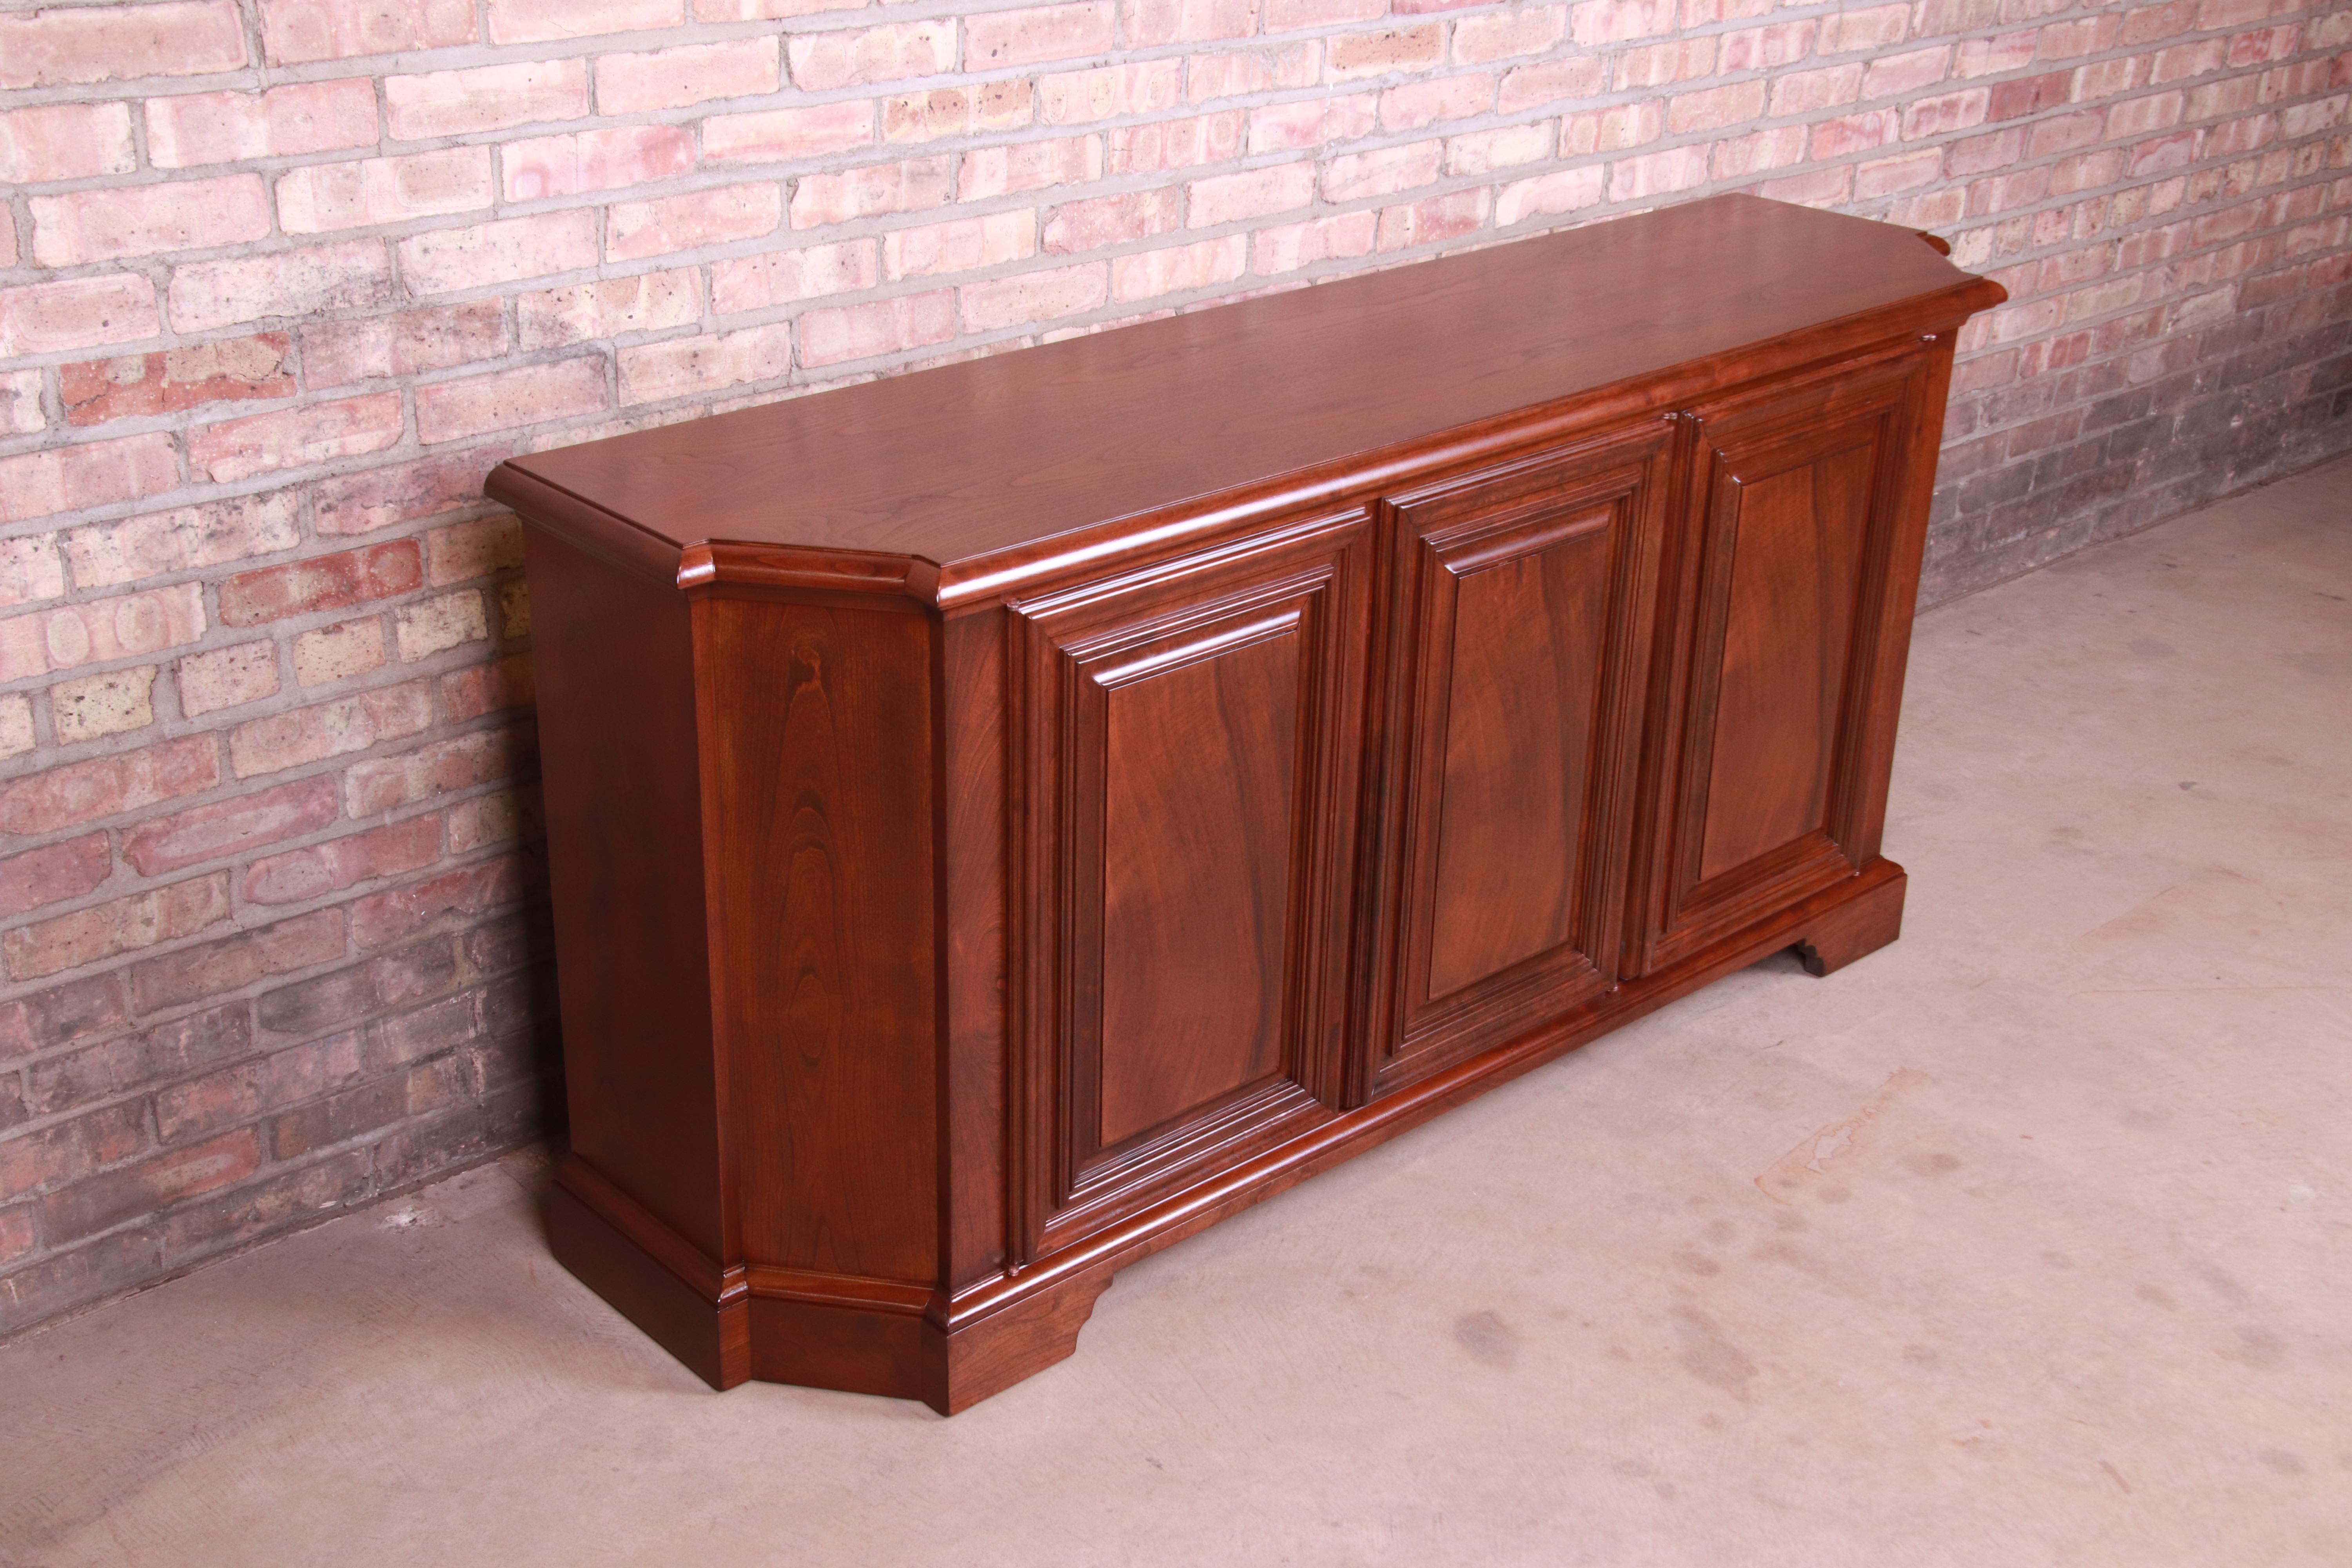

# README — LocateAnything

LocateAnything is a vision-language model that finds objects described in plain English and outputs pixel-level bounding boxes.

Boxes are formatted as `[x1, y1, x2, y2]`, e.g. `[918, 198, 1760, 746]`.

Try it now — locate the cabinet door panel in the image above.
[1695, 439, 1875, 882]
[1011, 513, 1371, 1256]
[1098, 626, 1298, 1147]
[1640, 355, 1929, 970]
[1363, 422, 1676, 1099]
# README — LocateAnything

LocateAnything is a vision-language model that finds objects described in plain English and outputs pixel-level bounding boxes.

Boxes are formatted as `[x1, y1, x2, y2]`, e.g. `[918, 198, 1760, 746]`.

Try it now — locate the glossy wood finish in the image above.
[1362, 425, 1675, 1098]
[491, 195, 2004, 1414]
[1008, 511, 1370, 1255]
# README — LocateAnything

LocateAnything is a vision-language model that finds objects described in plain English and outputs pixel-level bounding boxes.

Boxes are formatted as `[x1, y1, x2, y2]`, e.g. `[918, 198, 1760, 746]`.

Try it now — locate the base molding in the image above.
[544, 861, 1905, 1411]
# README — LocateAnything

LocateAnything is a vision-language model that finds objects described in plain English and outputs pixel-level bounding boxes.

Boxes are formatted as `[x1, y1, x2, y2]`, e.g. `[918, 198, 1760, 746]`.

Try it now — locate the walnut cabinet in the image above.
[487, 194, 2005, 1413]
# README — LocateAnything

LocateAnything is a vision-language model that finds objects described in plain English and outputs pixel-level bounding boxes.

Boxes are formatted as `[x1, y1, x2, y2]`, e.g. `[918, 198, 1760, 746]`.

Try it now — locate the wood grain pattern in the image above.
[1695, 438, 1875, 882]
[523, 524, 728, 1264]
[1098, 627, 1300, 1147]
[1363, 422, 1676, 1096]
[502, 198, 2005, 1413]
[1011, 510, 1369, 1252]
[1636, 352, 1928, 973]
[501, 196, 1999, 583]
[701, 595, 937, 1285]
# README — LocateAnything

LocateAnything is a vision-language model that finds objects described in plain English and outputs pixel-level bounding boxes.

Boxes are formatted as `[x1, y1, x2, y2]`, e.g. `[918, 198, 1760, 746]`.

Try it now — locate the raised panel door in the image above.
[1360, 422, 1677, 1099]
[1639, 354, 1932, 971]
[1009, 512, 1373, 1257]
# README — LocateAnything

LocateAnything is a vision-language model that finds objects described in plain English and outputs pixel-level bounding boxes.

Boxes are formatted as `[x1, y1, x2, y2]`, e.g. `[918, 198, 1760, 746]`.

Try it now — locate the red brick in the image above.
[130, 908, 345, 1014]
[0, 103, 136, 184]
[443, 654, 535, 723]
[1044, 189, 1183, 254]
[0, 434, 181, 526]
[1454, 10, 1565, 64]
[1250, 211, 1378, 274]
[0, 2, 247, 89]
[0, 582, 207, 683]
[1493, 165, 1605, 226]
[1189, 162, 1318, 225]
[0, 975, 127, 1063]
[878, 217, 1032, 283]
[398, 212, 599, 296]
[967, 4, 1116, 68]
[1376, 188, 1490, 252]
[349, 859, 526, 951]
[384, 60, 589, 140]
[425, 517, 525, 587]
[1498, 58, 1607, 114]
[1040, 60, 1184, 123]
[243, 817, 443, 907]
[1249, 96, 1377, 154]
[189, 394, 405, 483]
[3, 874, 230, 985]
[0, 276, 160, 360]
[41, 1130, 260, 1244]
[1121, 0, 1256, 46]
[1328, 25, 1444, 81]
[166, 238, 397, 334]
[788, 21, 958, 91]
[960, 265, 1108, 332]
[228, 681, 434, 779]
[1379, 75, 1494, 132]
[1111, 235, 1249, 300]
[301, 303, 506, 390]
[0, 1103, 145, 1204]
[123, 776, 342, 877]
[178, 641, 282, 717]
[790, 158, 954, 227]
[707, 102, 877, 164]
[259, 0, 476, 62]
[0, 536, 63, 612]
[960, 136, 1104, 200]
[313, 453, 509, 538]
[486, 0, 681, 44]
[65, 492, 301, 590]
[30, 176, 271, 267]
[608, 184, 783, 262]
[220, 542, 421, 628]
[715, 240, 879, 306]
[503, 125, 694, 201]
[341, 723, 531, 817]
[416, 359, 608, 445]
[0, 834, 112, 922]
[619, 327, 790, 405]
[447, 788, 541, 854]
[276, 148, 494, 234]
[145, 80, 380, 168]
[1321, 141, 1443, 203]
[519, 270, 703, 348]
[60, 334, 295, 427]
[597, 37, 779, 113]
[0, 735, 220, 837]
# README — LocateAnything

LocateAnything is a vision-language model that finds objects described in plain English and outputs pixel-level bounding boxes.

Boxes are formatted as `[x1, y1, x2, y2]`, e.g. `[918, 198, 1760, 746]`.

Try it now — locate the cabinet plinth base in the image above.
[544, 860, 1906, 1411]
[545, 1162, 1112, 1414]
[1793, 865, 1907, 976]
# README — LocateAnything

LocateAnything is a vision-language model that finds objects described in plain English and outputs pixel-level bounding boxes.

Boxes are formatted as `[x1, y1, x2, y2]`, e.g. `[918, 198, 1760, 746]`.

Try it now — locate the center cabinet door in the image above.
[1007, 510, 1374, 1257]
[1357, 421, 1679, 1101]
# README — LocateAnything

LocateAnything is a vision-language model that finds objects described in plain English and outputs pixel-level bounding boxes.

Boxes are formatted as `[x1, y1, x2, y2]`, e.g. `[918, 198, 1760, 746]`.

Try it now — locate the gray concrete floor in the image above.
[4, 456, 2348, 1567]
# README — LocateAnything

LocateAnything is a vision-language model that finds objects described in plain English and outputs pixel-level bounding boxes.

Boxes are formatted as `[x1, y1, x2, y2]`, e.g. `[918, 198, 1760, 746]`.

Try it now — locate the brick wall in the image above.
[0, 0, 2346, 1336]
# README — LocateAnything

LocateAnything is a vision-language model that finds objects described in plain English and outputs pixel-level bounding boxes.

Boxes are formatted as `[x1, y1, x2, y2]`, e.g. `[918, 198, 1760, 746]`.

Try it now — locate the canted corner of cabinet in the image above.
[673, 541, 943, 603]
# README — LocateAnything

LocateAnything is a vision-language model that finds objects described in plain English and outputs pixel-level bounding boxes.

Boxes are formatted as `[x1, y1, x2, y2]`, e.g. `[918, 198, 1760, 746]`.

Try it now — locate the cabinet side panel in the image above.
[1696, 442, 1874, 882]
[704, 597, 939, 1285]
[523, 527, 725, 1263]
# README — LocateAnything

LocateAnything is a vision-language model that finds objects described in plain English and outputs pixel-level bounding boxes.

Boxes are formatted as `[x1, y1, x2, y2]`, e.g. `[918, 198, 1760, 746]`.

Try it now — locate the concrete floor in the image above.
[3, 456, 2348, 1567]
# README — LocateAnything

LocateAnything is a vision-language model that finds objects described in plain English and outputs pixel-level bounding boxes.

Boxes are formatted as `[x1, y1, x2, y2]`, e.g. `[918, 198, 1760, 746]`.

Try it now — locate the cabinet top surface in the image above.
[501, 196, 1997, 569]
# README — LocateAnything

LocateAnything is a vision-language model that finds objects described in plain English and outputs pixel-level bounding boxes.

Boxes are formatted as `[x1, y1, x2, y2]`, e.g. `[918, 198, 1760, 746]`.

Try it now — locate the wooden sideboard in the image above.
[488, 193, 2004, 1413]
